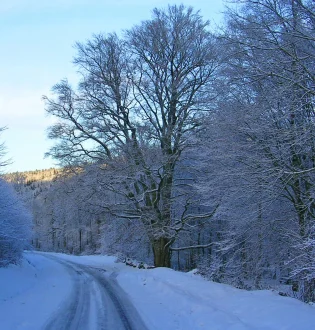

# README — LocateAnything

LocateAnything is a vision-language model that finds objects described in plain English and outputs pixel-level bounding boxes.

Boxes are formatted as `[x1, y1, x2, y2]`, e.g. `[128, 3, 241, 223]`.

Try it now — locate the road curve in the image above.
[42, 254, 148, 330]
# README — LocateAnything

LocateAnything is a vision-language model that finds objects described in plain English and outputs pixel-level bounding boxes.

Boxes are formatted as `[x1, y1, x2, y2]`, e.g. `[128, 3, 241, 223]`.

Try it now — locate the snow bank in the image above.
[51, 252, 315, 330]
[115, 267, 315, 330]
[0, 252, 72, 329]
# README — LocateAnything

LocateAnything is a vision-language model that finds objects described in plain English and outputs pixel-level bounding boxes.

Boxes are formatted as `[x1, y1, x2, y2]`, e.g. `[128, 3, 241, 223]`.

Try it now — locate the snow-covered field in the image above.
[1, 251, 315, 330]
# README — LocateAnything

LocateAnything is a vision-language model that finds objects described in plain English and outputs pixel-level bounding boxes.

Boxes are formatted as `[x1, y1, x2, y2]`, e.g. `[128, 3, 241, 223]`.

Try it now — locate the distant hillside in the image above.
[1, 168, 62, 202]
[2, 168, 60, 184]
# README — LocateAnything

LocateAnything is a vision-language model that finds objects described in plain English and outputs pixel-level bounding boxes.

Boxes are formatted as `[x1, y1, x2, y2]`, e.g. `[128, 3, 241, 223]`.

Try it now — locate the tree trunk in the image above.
[145, 158, 174, 268]
[152, 237, 171, 267]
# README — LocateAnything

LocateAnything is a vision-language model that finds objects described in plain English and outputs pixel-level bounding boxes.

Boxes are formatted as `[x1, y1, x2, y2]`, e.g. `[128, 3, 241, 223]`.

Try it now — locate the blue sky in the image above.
[0, 0, 225, 172]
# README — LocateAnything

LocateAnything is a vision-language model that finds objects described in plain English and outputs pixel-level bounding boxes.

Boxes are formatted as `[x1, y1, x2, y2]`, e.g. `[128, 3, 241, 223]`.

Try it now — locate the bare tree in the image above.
[0, 129, 31, 266]
[201, 0, 315, 300]
[44, 5, 220, 266]
[0, 178, 32, 266]
[0, 127, 11, 171]
[222, 0, 315, 237]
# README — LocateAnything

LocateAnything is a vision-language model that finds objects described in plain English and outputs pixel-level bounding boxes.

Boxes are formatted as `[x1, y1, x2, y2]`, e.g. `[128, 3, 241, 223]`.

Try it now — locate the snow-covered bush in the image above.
[289, 225, 315, 302]
[0, 178, 32, 266]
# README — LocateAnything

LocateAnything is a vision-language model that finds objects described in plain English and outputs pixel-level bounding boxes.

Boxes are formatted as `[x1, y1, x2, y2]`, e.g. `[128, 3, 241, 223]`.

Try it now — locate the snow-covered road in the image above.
[0, 252, 147, 330]
[43, 254, 147, 330]
[1, 252, 315, 330]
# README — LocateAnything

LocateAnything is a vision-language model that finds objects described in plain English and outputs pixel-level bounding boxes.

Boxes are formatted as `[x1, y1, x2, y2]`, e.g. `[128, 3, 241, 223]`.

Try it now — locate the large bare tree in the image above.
[44, 5, 219, 267]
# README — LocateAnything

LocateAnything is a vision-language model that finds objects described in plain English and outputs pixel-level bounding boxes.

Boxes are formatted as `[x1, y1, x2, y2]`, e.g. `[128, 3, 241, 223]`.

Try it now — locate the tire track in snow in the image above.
[42, 254, 147, 330]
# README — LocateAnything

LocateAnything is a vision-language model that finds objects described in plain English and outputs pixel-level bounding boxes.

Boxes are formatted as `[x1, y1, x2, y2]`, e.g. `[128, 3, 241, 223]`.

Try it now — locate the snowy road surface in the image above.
[0, 252, 147, 330]
[43, 255, 147, 330]
[1, 252, 315, 329]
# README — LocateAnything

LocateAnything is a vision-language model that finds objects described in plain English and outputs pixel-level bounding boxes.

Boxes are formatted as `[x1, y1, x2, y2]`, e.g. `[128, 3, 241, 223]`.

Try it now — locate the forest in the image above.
[1, 0, 315, 303]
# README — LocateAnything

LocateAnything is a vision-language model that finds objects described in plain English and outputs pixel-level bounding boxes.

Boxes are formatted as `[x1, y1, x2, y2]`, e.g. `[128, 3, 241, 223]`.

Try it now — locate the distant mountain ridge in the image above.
[2, 168, 60, 185]
[1, 168, 62, 202]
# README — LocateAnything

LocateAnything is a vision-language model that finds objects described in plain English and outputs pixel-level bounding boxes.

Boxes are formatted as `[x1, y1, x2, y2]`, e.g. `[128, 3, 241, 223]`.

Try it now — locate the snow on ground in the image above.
[118, 268, 315, 330]
[1, 251, 315, 330]
[0, 252, 72, 329]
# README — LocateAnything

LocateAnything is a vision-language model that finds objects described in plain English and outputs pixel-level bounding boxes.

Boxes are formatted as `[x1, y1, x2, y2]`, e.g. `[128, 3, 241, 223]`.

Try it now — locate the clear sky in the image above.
[0, 0, 225, 173]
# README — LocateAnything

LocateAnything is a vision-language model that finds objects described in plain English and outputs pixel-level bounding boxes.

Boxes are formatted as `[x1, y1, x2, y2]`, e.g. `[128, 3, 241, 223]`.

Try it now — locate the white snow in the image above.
[1, 251, 315, 330]
[0, 252, 72, 329]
